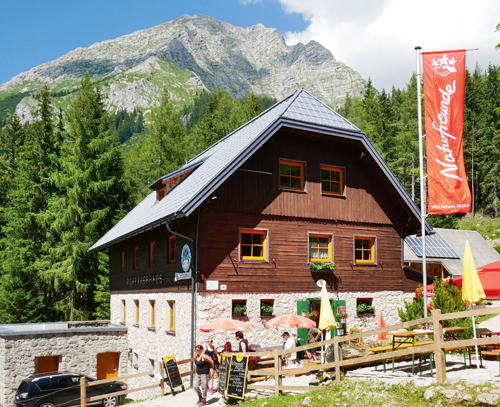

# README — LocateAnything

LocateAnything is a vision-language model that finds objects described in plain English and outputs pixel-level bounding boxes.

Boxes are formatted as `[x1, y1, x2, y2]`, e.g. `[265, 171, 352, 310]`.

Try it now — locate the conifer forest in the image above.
[0, 61, 499, 323]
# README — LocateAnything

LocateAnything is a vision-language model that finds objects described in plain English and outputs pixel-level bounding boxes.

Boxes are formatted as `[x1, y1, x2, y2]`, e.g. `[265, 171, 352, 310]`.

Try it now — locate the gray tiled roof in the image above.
[90, 89, 421, 252]
[404, 228, 500, 276]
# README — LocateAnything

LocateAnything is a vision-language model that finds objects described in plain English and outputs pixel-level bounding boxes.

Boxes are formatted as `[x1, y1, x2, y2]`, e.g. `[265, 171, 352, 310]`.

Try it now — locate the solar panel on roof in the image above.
[405, 234, 460, 259]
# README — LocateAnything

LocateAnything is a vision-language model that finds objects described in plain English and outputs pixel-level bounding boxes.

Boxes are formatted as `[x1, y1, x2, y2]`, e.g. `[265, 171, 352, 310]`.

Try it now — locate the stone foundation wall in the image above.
[196, 290, 414, 350]
[110, 292, 193, 400]
[0, 329, 127, 407]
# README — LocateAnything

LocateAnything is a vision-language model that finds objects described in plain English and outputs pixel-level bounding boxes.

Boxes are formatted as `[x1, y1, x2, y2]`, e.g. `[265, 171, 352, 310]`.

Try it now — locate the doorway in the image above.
[97, 352, 120, 380]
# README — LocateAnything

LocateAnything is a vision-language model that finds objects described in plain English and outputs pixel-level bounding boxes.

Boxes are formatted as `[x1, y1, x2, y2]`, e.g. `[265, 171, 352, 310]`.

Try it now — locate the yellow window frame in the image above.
[309, 234, 332, 263]
[240, 229, 267, 261]
[150, 300, 155, 328]
[168, 300, 176, 332]
[321, 165, 344, 195]
[122, 300, 126, 323]
[279, 159, 304, 191]
[133, 247, 139, 269]
[355, 237, 375, 264]
[149, 242, 156, 267]
[134, 300, 139, 325]
[169, 236, 176, 263]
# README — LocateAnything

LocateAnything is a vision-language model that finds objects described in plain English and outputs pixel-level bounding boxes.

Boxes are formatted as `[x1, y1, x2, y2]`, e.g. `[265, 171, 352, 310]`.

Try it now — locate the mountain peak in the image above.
[0, 15, 366, 124]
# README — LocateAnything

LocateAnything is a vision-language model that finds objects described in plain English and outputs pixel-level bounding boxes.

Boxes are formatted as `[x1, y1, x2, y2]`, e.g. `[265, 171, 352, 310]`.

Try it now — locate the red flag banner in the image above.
[423, 50, 471, 214]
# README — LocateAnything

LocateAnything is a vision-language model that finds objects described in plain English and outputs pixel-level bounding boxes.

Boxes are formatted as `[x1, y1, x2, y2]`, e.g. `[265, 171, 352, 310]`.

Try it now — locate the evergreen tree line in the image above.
[338, 64, 500, 228]
[0, 78, 274, 323]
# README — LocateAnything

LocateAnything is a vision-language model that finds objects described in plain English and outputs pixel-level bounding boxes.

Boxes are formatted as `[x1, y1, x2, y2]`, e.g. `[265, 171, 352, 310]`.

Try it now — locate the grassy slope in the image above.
[238, 379, 499, 407]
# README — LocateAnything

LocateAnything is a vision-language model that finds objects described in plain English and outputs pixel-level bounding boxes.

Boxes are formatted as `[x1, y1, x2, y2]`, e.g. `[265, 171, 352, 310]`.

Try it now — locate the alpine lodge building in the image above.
[90, 89, 432, 375]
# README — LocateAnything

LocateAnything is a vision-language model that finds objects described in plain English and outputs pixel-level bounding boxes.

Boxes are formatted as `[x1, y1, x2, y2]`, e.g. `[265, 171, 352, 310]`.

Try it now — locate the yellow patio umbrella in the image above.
[319, 284, 336, 330]
[318, 284, 336, 362]
[462, 241, 486, 369]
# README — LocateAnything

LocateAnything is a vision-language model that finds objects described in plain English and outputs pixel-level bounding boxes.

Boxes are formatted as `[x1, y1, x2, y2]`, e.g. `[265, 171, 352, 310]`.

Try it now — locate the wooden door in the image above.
[37, 356, 59, 374]
[97, 352, 120, 380]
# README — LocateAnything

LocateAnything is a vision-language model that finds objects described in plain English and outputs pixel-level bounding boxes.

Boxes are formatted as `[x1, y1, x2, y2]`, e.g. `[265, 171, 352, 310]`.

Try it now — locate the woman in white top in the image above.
[204, 336, 219, 394]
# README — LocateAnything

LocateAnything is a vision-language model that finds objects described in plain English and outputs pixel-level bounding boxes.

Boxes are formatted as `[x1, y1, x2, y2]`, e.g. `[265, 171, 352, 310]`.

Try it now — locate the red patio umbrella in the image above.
[477, 260, 500, 272]
[264, 314, 317, 329]
[199, 318, 254, 333]
[419, 271, 500, 299]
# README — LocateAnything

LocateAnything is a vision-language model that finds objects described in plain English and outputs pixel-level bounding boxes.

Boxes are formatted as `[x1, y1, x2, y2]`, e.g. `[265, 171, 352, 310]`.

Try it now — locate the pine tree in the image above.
[0, 86, 61, 322]
[50, 73, 129, 320]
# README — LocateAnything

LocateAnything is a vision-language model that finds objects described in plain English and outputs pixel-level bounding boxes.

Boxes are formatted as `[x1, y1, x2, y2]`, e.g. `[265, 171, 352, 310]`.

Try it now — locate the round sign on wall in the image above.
[181, 244, 192, 272]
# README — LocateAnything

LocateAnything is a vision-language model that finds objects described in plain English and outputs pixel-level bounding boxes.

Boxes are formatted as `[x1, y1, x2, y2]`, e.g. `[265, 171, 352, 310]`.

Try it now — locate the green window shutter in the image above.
[297, 300, 310, 347]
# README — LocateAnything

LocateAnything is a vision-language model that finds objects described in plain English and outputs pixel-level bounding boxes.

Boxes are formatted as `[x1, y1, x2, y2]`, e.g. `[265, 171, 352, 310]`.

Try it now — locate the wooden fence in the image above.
[79, 357, 195, 407]
[79, 306, 500, 404]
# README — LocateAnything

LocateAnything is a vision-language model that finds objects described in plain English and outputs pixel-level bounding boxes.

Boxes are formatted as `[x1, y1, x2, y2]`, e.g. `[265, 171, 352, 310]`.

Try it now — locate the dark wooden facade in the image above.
[110, 127, 422, 294]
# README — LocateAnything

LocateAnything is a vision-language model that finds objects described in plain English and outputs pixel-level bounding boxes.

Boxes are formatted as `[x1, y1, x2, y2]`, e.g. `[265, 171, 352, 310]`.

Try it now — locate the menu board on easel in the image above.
[225, 353, 249, 400]
[217, 353, 230, 395]
[163, 355, 185, 395]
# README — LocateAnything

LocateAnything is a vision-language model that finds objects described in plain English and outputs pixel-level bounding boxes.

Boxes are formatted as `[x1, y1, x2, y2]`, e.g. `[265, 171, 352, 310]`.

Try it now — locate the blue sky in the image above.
[1, 0, 499, 91]
[0, 0, 306, 85]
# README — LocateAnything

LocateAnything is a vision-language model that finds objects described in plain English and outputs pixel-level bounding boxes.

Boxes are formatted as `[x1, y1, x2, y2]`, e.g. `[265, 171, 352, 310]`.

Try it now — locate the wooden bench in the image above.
[480, 350, 500, 376]
[368, 341, 434, 373]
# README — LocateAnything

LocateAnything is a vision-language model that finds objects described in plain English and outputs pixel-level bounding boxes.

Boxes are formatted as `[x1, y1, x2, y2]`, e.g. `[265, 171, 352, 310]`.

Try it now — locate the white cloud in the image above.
[239, 0, 263, 5]
[278, 0, 500, 91]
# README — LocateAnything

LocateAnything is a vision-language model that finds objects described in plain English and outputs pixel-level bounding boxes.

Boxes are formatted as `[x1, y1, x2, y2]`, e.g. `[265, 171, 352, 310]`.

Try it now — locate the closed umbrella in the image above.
[462, 241, 486, 370]
[318, 284, 336, 362]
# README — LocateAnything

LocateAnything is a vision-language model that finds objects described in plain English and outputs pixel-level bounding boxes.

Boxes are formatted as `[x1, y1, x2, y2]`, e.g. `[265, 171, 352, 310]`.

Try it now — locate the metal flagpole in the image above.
[415, 46, 428, 318]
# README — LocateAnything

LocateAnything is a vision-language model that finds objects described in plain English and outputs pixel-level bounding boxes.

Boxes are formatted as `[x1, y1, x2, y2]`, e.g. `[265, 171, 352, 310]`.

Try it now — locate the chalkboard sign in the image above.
[163, 355, 185, 395]
[225, 353, 249, 400]
[217, 353, 230, 395]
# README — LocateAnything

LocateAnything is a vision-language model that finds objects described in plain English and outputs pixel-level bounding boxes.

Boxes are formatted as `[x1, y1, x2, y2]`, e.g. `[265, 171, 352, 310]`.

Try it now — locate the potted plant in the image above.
[309, 262, 338, 272]
[233, 303, 247, 317]
[261, 303, 274, 317]
[357, 303, 375, 315]
[305, 310, 319, 322]
[335, 312, 347, 323]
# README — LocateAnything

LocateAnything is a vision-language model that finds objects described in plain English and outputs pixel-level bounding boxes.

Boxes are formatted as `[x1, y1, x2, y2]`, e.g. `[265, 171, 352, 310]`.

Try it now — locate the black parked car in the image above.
[15, 372, 127, 407]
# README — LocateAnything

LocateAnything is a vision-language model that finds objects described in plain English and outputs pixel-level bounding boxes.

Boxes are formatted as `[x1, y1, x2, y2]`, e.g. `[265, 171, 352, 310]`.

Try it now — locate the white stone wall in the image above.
[0, 330, 127, 406]
[110, 292, 194, 399]
[110, 289, 414, 400]
[197, 291, 415, 350]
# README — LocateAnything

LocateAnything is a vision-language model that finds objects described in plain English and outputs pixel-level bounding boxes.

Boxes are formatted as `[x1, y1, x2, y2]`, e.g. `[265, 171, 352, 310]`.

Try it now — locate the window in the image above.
[134, 247, 139, 269]
[309, 234, 332, 262]
[121, 251, 125, 272]
[149, 242, 156, 267]
[134, 300, 139, 326]
[150, 300, 155, 328]
[357, 298, 375, 315]
[279, 159, 304, 191]
[122, 300, 126, 323]
[355, 237, 375, 264]
[169, 236, 176, 263]
[168, 300, 176, 332]
[260, 299, 274, 317]
[240, 229, 267, 261]
[232, 299, 247, 318]
[321, 166, 343, 195]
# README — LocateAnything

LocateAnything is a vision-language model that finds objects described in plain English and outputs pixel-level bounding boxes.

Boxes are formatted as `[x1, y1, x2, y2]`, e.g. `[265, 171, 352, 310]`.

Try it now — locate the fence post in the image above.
[432, 309, 446, 383]
[334, 336, 341, 384]
[80, 376, 86, 407]
[160, 360, 165, 397]
[273, 349, 281, 397]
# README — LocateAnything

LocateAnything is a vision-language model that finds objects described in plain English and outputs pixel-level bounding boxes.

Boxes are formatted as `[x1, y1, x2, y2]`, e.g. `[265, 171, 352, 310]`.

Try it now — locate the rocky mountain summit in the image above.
[0, 14, 367, 123]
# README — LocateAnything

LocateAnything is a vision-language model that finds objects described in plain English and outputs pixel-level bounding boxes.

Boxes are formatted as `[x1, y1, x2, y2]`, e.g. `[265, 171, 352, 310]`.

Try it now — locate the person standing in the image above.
[307, 327, 322, 361]
[205, 336, 219, 394]
[282, 332, 298, 366]
[235, 331, 253, 383]
[194, 344, 214, 406]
